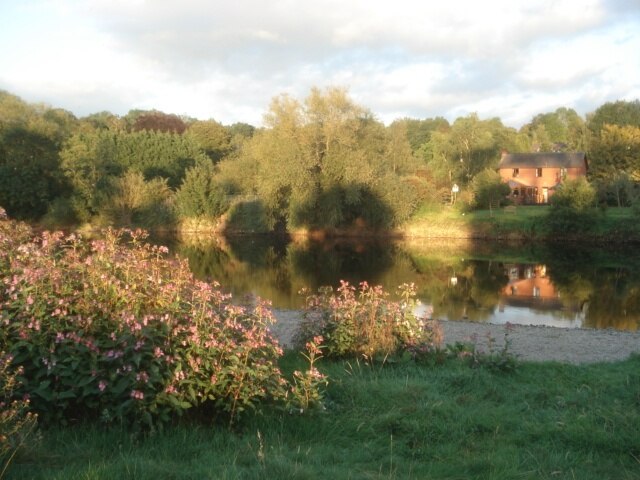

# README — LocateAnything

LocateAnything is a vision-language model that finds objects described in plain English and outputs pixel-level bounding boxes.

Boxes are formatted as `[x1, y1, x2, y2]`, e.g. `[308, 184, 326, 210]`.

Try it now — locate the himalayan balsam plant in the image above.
[298, 281, 443, 359]
[1, 351, 38, 478]
[288, 336, 328, 413]
[0, 215, 302, 429]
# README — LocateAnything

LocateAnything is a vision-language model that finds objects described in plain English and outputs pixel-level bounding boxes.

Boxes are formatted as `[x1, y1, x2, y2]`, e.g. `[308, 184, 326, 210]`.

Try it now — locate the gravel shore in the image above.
[271, 309, 640, 364]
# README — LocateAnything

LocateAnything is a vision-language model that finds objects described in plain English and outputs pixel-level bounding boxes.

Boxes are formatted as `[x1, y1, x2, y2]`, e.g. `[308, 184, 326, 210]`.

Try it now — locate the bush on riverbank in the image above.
[0, 217, 299, 430]
[298, 281, 443, 358]
[1, 350, 38, 477]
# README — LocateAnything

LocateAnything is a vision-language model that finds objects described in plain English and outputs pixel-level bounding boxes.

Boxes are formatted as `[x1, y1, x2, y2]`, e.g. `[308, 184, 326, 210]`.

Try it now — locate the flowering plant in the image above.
[1, 351, 38, 477]
[298, 281, 442, 359]
[287, 336, 328, 413]
[0, 219, 294, 429]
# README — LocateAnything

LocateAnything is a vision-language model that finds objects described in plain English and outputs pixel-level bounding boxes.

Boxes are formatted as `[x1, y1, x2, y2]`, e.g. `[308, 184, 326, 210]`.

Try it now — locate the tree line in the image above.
[1, 87, 639, 231]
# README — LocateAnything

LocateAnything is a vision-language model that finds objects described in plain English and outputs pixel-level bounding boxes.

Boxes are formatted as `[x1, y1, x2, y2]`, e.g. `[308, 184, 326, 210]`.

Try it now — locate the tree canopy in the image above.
[1, 87, 639, 227]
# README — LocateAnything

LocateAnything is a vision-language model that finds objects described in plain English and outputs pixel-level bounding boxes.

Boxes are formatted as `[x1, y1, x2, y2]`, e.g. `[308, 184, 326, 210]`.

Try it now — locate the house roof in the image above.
[498, 152, 587, 169]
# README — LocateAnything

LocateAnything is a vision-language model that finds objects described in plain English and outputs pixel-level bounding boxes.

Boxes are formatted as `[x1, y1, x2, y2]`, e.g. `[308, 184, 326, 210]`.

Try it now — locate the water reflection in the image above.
[173, 235, 640, 331]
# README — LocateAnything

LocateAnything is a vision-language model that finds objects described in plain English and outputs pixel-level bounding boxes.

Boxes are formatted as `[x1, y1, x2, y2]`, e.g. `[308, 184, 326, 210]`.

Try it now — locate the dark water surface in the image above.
[167, 235, 640, 331]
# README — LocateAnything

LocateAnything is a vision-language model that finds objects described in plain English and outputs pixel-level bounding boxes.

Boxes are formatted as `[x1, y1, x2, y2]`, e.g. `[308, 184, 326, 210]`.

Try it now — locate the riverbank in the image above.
[402, 205, 640, 242]
[271, 309, 640, 364]
[174, 205, 640, 243]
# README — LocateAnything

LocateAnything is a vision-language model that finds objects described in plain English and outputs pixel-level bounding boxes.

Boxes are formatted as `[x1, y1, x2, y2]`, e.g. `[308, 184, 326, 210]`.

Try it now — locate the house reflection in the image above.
[501, 264, 559, 307]
[497, 263, 586, 328]
[501, 264, 573, 311]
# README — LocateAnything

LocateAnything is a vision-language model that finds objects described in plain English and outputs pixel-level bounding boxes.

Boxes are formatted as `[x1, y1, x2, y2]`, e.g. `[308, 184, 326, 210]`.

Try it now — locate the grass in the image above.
[8, 353, 640, 480]
[406, 204, 640, 241]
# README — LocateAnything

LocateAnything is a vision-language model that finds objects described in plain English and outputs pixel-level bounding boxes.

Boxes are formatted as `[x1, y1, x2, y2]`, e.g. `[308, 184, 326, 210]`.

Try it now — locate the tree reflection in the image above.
[171, 234, 640, 330]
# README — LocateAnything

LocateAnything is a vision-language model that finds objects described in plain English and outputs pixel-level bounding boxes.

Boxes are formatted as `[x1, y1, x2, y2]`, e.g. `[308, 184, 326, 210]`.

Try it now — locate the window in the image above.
[513, 168, 519, 177]
[560, 167, 567, 178]
[536, 167, 542, 177]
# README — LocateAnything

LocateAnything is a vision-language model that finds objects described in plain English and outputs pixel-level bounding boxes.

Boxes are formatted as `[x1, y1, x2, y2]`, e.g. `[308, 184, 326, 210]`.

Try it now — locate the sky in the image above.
[0, 0, 639, 128]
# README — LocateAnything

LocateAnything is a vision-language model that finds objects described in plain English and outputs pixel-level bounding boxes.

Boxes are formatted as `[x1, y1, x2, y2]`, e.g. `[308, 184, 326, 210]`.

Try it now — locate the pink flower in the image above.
[130, 390, 144, 400]
[98, 380, 107, 392]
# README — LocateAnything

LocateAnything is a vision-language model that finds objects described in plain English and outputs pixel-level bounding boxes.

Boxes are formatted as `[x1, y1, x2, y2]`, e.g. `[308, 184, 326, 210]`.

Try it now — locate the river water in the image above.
[168, 235, 640, 331]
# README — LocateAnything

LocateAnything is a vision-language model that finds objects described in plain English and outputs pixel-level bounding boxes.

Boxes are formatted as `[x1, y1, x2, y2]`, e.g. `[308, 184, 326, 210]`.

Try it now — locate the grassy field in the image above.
[405, 204, 640, 241]
[8, 353, 640, 480]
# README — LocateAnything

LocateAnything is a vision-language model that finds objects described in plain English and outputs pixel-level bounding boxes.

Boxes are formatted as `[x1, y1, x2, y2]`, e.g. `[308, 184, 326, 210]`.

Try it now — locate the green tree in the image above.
[550, 178, 597, 212]
[521, 107, 587, 151]
[389, 117, 449, 153]
[60, 129, 208, 218]
[0, 127, 66, 219]
[589, 124, 640, 181]
[470, 169, 510, 213]
[174, 161, 230, 219]
[546, 178, 598, 234]
[424, 114, 518, 186]
[229, 87, 421, 230]
[587, 99, 640, 137]
[186, 120, 232, 162]
[98, 170, 175, 228]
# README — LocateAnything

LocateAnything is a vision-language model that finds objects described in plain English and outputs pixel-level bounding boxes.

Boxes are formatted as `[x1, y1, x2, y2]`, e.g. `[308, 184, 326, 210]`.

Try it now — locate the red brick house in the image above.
[498, 152, 588, 204]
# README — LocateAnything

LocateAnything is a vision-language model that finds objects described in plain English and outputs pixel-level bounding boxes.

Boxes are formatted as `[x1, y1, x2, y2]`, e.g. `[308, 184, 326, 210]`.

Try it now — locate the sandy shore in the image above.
[270, 309, 640, 364]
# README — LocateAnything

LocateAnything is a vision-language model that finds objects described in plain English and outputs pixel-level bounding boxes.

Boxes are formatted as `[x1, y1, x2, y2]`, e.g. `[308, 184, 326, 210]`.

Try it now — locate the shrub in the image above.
[225, 199, 270, 233]
[97, 171, 176, 229]
[174, 161, 230, 220]
[0, 221, 294, 430]
[297, 281, 443, 359]
[1, 352, 38, 477]
[470, 169, 510, 211]
[550, 178, 596, 212]
[287, 336, 328, 414]
[546, 178, 598, 234]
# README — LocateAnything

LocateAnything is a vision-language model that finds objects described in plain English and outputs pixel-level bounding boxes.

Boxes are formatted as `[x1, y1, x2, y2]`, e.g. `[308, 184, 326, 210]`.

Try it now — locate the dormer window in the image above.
[536, 168, 542, 177]
[513, 168, 519, 177]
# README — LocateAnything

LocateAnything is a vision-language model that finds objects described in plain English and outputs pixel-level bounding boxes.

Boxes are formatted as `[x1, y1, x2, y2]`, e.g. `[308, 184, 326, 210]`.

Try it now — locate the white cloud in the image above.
[0, 0, 638, 127]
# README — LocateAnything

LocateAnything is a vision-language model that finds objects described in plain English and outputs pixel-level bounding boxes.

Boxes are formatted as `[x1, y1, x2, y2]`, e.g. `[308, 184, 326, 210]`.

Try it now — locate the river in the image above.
[166, 235, 640, 331]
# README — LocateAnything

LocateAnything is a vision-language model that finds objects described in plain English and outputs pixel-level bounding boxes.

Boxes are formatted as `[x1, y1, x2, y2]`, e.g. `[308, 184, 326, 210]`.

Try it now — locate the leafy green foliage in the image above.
[224, 199, 270, 233]
[235, 87, 421, 230]
[60, 129, 209, 218]
[2, 88, 640, 231]
[389, 117, 450, 153]
[0, 221, 302, 430]
[1, 351, 38, 478]
[186, 120, 232, 162]
[550, 178, 597, 212]
[423, 113, 523, 187]
[287, 337, 328, 413]
[589, 124, 640, 181]
[470, 168, 510, 211]
[297, 282, 443, 359]
[0, 127, 67, 220]
[521, 107, 587, 151]
[174, 161, 229, 220]
[594, 171, 638, 207]
[546, 178, 599, 234]
[98, 171, 176, 228]
[587, 99, 640, 136]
